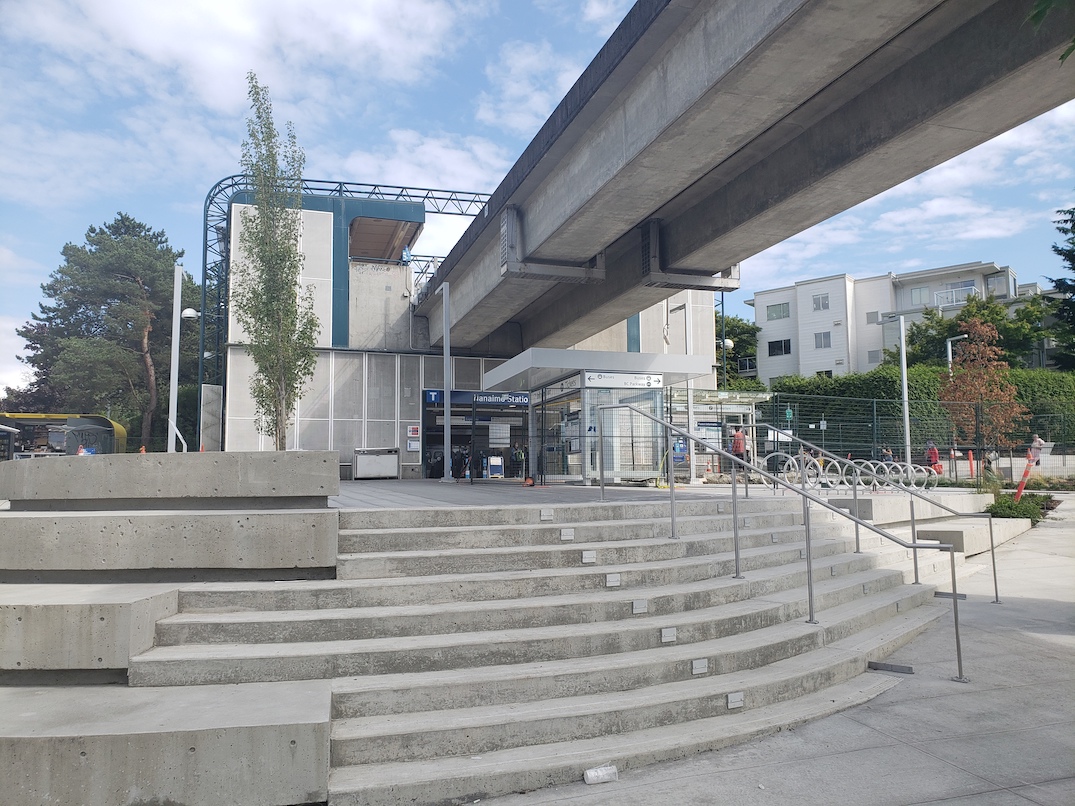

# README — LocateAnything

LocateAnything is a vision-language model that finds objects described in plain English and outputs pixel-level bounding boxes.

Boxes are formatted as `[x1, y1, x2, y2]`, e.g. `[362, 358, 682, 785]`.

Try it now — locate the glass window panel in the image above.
[423, 354, 443, 392]
[332, 419, 361, 459]
[300, 352, 332, 420]
[296, 418, 330, 452]
[366, 420, 397, 449]
[367, 354, 397, 420]
[400, 355, 421, 420]
[333, 353, 364, 421]
[454, 357, 482, 390]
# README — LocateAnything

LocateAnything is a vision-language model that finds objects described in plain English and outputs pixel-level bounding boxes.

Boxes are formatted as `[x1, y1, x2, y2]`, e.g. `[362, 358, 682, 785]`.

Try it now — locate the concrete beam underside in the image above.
[420, 0, 1074, 351]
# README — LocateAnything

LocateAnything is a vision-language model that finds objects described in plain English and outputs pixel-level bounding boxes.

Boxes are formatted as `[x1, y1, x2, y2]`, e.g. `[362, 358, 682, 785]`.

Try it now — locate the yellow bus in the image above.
[0, 413, 127, 461]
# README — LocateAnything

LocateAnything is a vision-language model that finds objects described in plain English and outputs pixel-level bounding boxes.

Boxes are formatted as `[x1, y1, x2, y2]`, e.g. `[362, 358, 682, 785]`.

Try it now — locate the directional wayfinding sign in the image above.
[785, 407, 793, 422]
[584, 371, 663, 389]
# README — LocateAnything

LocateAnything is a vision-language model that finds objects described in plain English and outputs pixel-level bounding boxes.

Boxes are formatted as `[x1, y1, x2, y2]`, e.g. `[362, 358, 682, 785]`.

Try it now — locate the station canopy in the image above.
[483, 348, 713, 393]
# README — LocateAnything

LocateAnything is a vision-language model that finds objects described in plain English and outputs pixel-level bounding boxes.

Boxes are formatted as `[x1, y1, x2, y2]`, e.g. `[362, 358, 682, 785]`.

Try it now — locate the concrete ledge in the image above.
[917, 516, 1032, 556]
[827, 492, 994, 526]
[0, 450, 340, 510]
[1, 680, 330, 806]
[0, 584, 178, 670]
[0, 509, 339, 571]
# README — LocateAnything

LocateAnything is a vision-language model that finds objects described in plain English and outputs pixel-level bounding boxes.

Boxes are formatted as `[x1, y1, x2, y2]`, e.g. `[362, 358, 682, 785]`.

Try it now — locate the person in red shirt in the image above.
[731, 427, 747, 470]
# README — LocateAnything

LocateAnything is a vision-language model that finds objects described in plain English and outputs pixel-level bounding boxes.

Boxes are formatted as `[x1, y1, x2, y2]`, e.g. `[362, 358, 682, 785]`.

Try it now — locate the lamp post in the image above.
[434, 282, 452, 482]
[946, 334, 968, 380]
[166, 263, 186, 453]
[880, 314, 912, 465]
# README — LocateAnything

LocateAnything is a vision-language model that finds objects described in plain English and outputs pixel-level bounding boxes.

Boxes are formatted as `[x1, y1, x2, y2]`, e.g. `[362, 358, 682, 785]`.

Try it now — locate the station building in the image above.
[200, 179, 754, 483]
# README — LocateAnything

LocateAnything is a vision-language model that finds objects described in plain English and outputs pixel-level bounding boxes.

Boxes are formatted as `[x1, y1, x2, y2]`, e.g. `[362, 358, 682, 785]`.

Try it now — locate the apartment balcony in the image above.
[935, 286, 979, 307]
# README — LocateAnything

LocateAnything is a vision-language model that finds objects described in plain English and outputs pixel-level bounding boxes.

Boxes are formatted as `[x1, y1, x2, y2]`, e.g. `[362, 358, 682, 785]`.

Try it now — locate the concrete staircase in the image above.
[129, 497, 951, 806]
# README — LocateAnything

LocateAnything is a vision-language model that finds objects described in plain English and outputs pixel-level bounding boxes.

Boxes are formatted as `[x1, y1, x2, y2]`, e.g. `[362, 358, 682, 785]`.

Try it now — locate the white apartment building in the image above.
[746, 261, 1037, 386]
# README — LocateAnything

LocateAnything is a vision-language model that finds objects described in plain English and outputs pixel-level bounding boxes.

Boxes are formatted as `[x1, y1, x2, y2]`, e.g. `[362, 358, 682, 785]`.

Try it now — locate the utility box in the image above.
[353, 447, 400, 479]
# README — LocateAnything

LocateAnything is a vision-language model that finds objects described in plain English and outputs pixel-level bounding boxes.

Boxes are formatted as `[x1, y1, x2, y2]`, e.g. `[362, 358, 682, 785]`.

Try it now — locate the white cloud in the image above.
[873, 197, 1036, 242]
[581, 0, 634, 36]
[338, 129, 511, 194]
[476, 40, 585, 136]
[0, 245, 49, 290]
[2, 0, 475, 114]
[0, 316, 31, 394]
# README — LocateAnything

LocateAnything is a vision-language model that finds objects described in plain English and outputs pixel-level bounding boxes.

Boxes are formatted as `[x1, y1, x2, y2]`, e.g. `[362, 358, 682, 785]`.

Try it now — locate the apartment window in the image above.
[816, 370, 833, 378]
[766, 301, 790, 320]
[812, 293, 829, 311]
[910, 286, 929, 306]
[814, 331, 832, 349]
[867, 349, 882, 364]
[866, 311, 879, 324]
[985, 274, 1010, 298]
[768, 339, 792, 357]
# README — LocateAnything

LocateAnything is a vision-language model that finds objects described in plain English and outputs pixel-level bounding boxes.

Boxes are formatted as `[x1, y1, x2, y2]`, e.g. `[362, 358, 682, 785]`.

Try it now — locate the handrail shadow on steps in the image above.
[596, 403, 970, 683]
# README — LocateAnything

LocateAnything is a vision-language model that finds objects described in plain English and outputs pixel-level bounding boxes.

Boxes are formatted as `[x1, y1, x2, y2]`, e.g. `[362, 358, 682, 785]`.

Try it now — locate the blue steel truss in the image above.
[198, 175, 490, 391]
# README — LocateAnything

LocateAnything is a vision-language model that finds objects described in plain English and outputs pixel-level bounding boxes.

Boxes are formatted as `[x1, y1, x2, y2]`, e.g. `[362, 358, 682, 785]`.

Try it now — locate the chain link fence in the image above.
[759, 393, 1074, 481]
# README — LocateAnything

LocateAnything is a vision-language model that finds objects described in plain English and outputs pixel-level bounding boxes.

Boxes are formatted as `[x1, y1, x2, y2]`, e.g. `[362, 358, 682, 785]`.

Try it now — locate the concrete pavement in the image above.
[482, 493, 1075, 806]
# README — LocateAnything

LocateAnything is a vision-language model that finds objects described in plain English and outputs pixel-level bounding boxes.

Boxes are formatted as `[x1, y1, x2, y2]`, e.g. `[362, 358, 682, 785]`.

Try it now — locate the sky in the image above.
[1, 0, 1073, 397]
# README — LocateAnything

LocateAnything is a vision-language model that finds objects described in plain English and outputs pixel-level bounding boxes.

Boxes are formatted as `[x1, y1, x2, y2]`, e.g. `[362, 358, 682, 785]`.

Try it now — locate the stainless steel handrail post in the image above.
[799, 444, 816, 623]
[597, 412, 606, 502]
[731, 453, 743, 578]
[666, 423, 678, 539]
[987, 514, 1001, 604]
[852, 463, 861, 553]
[949, 549, 968, 682]
[909, 493, 920, 584]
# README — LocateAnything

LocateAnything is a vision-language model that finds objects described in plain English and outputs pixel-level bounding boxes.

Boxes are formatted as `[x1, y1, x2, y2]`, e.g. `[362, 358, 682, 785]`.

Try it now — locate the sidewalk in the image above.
[486, 494, 1075, 806]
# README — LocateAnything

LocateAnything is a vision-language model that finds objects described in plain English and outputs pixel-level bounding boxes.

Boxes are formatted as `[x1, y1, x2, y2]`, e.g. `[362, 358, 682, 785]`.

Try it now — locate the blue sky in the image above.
[1, 0, 1073, 395]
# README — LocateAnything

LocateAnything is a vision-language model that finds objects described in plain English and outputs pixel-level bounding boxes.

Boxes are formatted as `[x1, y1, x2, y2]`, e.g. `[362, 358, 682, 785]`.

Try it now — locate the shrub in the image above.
[986, 493, 1050, 524]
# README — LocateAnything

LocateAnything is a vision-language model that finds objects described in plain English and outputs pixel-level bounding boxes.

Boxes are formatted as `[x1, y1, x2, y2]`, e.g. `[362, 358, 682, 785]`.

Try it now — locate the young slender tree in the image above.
[938, 318, 1029, 449]
[231, 72, 319, 450]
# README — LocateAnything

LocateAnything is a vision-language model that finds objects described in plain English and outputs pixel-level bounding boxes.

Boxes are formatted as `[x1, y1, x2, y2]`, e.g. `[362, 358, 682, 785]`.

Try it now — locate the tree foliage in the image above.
[715, 312, 764, 389]
[1047, 203, 1075, 369]
[232, 72, 319, 450]
[900, 295, 1049, 369]
[938, 319, 1030, 449]
[1028, 0, 1075, 63]
[8, 214, 194, 448]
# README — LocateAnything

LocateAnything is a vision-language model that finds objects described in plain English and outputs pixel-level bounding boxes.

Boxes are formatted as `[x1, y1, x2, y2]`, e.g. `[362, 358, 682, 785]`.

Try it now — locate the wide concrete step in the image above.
[335, 522, 841, 579]
[155, 560, 904, 647]
[329, 589, 937, 766]
[328, 567, 918, 720]
[339, 496, 800, 531]
[338, 510, 803, 552]
[130, 566, 930, 687]
[326, 607, 942, 806]
[177, 532, 857, 612]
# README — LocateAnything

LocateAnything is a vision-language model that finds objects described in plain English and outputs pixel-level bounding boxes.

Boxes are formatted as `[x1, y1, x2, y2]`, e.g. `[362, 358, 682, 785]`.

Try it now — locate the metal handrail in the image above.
[755, 423, 1001, 606]
[596, 403, 969, 682]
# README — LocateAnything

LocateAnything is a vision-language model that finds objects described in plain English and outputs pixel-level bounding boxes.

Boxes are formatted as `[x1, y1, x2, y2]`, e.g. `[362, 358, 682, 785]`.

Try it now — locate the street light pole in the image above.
[167, 263, 183, 453]
[946, 333, 968, 380]
[898, 314, 912, 466]
[435, 282, 452, 482]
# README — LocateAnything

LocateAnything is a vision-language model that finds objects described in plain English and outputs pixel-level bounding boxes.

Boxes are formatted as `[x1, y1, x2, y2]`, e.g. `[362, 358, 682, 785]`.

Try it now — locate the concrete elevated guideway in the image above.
[414, 0, 1075, 353]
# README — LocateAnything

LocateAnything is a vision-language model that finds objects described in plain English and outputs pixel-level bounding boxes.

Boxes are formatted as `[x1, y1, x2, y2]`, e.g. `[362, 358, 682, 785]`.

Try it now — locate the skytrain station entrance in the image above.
[484, 348, 714, 485]
[421, 390, 530, 479]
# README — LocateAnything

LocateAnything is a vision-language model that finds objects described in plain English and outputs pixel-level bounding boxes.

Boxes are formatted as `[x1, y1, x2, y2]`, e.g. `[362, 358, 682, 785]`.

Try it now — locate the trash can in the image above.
[353, 447, 400, 479]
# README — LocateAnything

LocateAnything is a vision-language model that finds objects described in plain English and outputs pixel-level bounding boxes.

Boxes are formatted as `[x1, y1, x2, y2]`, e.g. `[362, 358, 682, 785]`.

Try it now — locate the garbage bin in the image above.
[353, 447, 400, 479]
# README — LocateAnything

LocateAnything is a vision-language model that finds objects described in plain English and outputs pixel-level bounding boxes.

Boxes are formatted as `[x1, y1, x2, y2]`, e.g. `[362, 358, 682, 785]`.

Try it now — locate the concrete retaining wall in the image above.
[0, 450, 340, 510]
[0, 584, 178, 670]
[0, 509, 339, 572]
[1, 680, 330, 806]
[827, 492, 994, 526]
